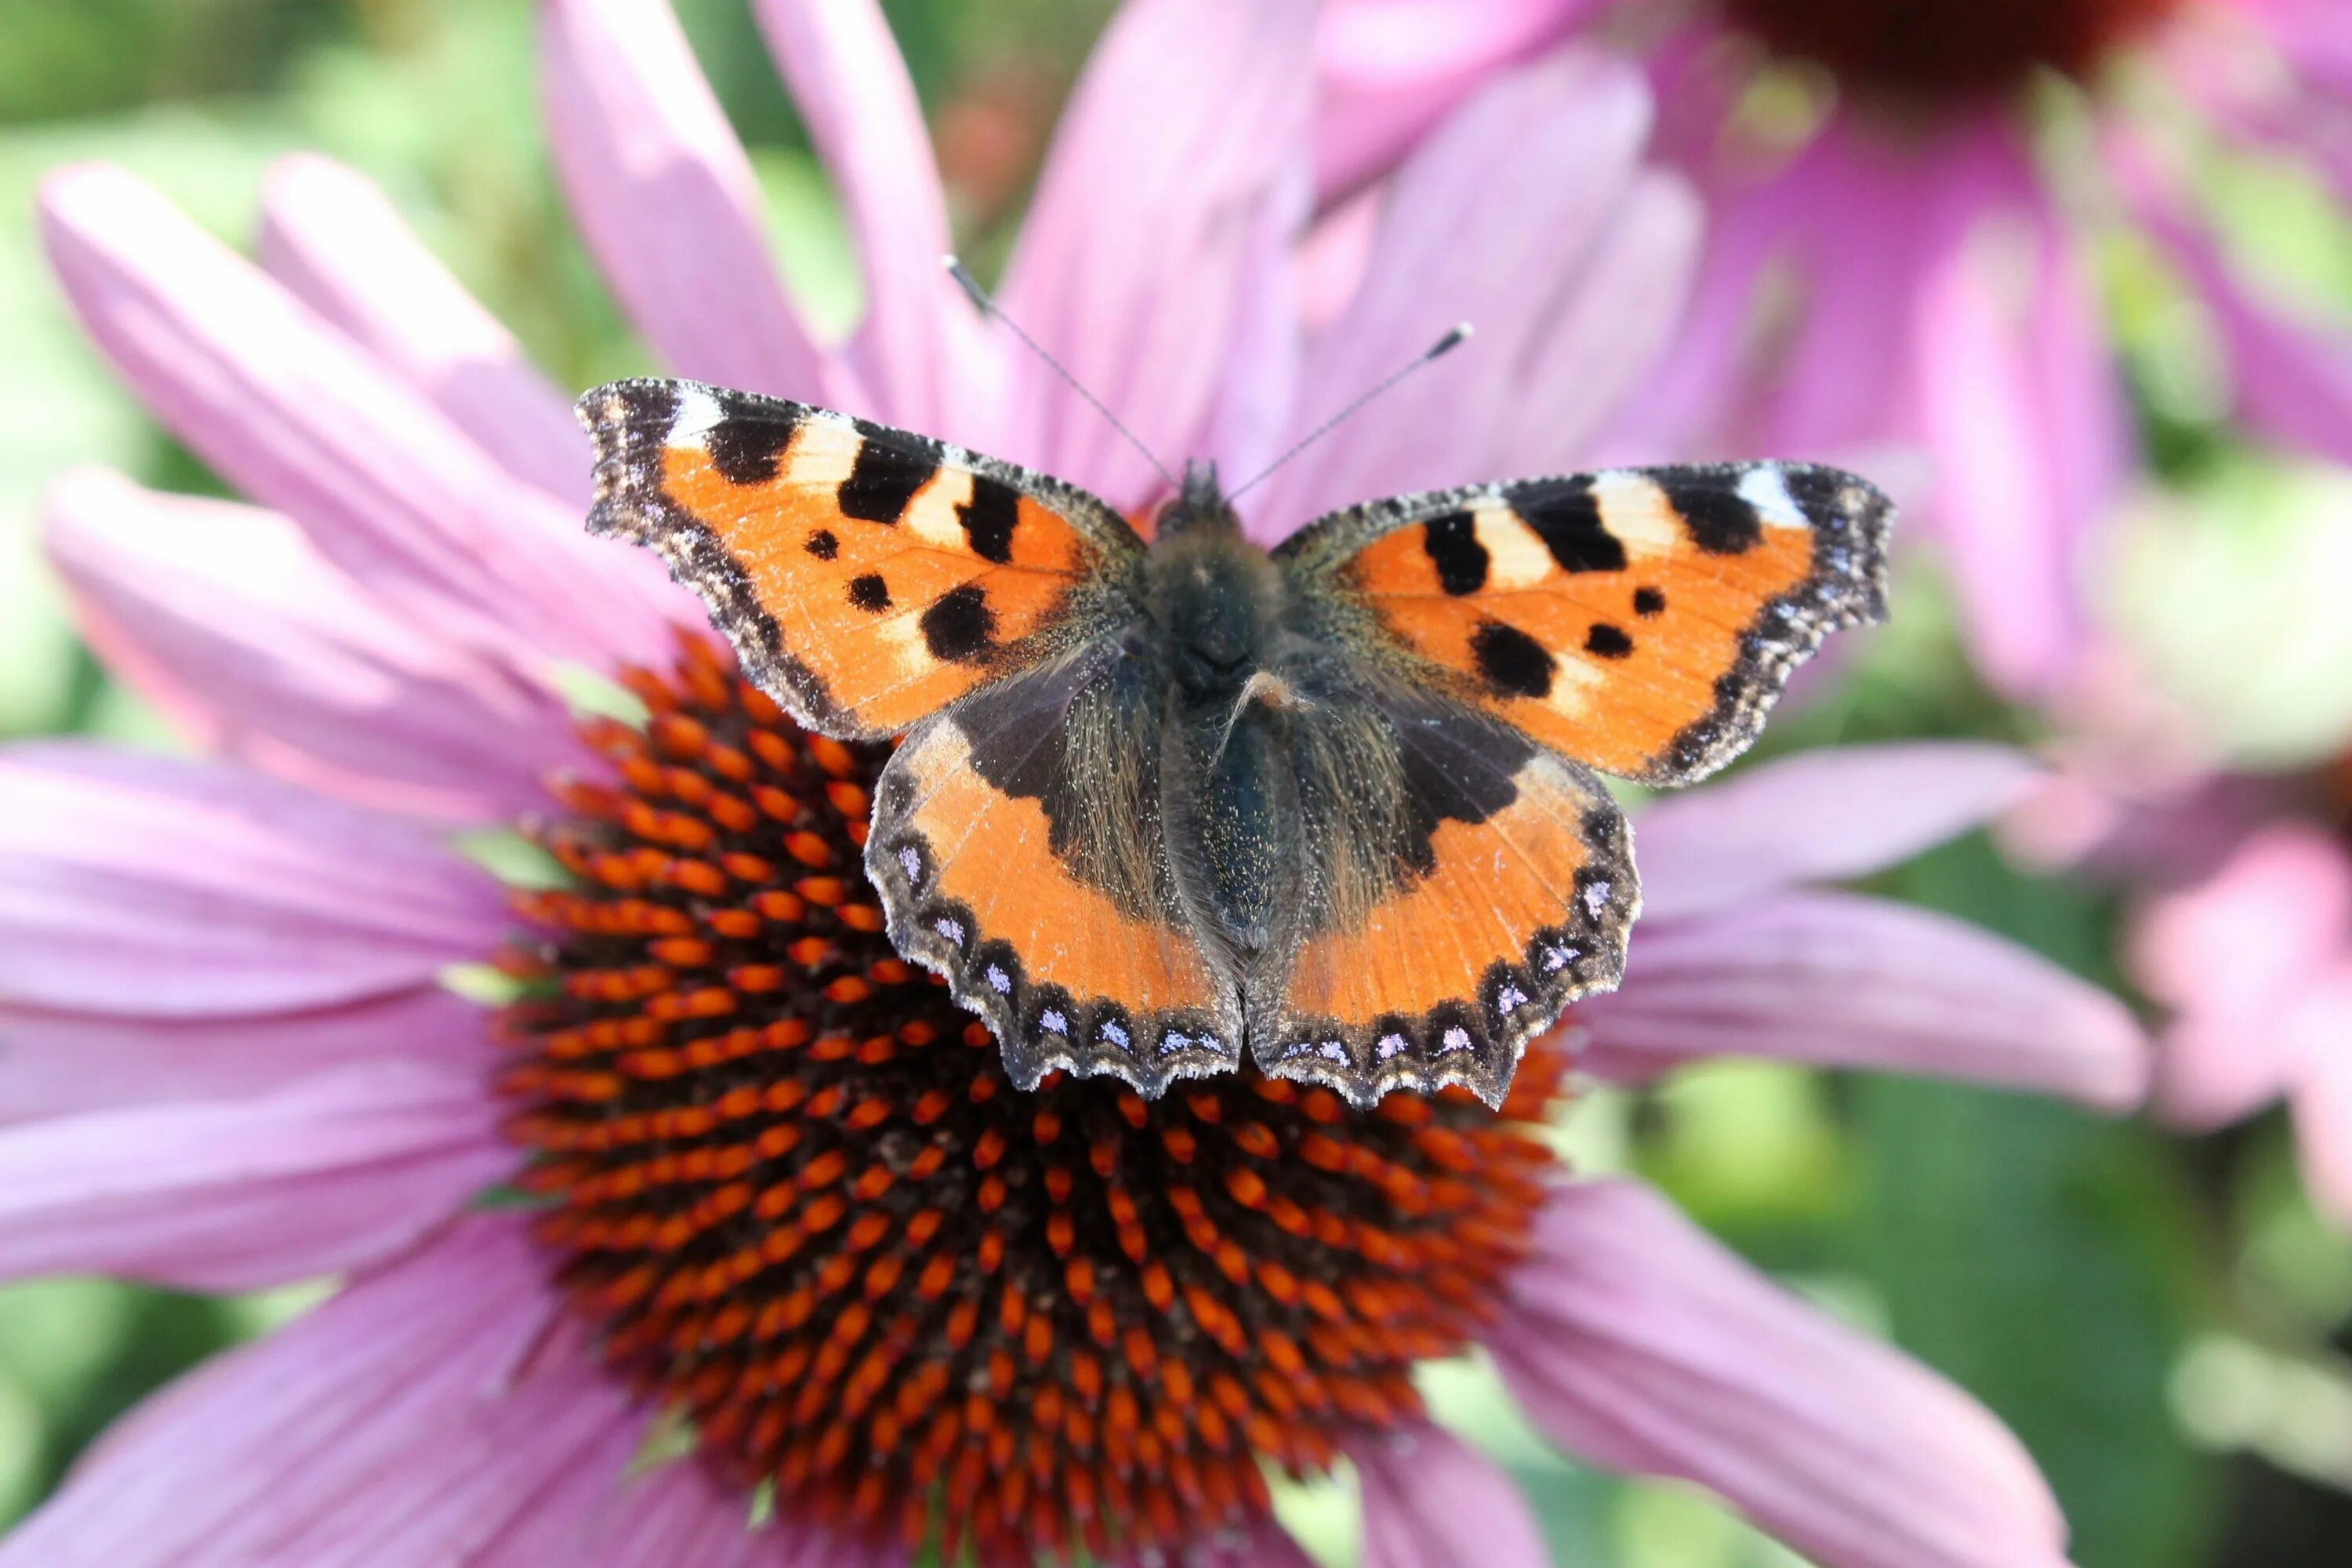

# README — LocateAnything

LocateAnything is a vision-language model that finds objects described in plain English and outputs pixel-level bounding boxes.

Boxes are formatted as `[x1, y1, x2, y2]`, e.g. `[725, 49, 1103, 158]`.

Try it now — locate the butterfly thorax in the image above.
[1142, 463, 1290, 698]
[1138, 463, 1312, 973]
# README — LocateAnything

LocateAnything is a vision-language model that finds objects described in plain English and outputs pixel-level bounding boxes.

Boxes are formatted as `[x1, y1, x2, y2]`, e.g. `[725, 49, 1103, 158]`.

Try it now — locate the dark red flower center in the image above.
[493, 636, 1567, 1565]
[1722, 0, 2184, 103]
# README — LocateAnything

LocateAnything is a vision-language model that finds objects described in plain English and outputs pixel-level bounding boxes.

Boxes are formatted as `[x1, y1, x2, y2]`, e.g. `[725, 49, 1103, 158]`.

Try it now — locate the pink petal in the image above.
[1111, 1519, 1313, 1568]
[0, 1060, 505, 1293]
[753, 0, 978, 434]
[479, 1444, 899, 1568]
[2292, 989, 2352, 1230]
[2263, 0, 2352, 85]
[256, 153, 591, 504]
[0, 742, 506, 1014]
[0, 989, 485, 1128]
[1355, 1421, 1550, 1568]
[1313, 0, 1599, 198]
[1205, 176, 1310, 489]
[1748, 122, 1955, 457]
[2129, 822, 2352, 1015]
[1589, 165, 1805, 463]
[540, 0, 836, 402]
[1577, 891, 2151, 1109]
[1491, 1180, 2070, 1568]
[1632, 743, 2038, 924]
[45, 468, 582, 824]
[2126, 161, 2352, 468]
[39, 162, 678, 677]
[1250, 49, 1656, 535]
[0, 1217, 651, 1567]
[2154, 1011, 2296, 1133]
[1486, 169, 1702, 477]
[2161, 1, 2352, 212]
[2133, 823, 2352, 1127]
[1911, 148, 2125, 695]
[993, 0, 1316, 508]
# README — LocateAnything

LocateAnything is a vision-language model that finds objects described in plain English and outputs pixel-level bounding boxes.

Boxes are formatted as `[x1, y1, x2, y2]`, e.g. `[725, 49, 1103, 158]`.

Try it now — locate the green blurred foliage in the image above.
[1, 2, 2350, 1566]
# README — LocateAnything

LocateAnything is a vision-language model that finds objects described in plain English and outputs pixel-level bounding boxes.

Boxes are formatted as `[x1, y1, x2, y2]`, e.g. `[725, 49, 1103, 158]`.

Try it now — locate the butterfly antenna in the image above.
[944, 255, 1180, 493]
[1227, 324, 1473, 503]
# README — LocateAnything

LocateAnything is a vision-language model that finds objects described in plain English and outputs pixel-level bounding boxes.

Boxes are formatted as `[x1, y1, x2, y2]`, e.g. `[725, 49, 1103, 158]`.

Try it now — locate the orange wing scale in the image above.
[1325, 464, 1889, 786]
[887, 720, 1223, 1018]
[583, 379, 1138, 739]
[1276, 749, 1632, 1105]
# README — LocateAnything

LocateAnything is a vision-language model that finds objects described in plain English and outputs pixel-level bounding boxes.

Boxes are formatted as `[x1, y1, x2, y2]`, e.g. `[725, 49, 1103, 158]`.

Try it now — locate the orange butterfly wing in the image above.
[579, 379, 1143, 739]
[865, 648, 1245, 1096]
[1279, 463, 1891, 785]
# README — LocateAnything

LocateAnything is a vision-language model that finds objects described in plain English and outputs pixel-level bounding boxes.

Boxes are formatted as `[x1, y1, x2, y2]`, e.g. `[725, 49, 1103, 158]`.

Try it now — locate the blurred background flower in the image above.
[0, 1, 2348, 1566]
[1317, 0, 2352, 698]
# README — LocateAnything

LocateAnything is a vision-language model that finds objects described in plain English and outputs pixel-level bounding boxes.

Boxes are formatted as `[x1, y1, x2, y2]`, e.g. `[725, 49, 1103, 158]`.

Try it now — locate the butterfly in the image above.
[577, 377, 1891, 1109]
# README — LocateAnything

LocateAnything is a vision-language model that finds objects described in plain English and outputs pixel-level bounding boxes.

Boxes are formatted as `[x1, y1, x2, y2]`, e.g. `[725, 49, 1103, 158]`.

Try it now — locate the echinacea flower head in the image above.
[7, 1, 2147, 1564]
[496, 639, 1571, 1555]
[1317, 0, 2352, 698]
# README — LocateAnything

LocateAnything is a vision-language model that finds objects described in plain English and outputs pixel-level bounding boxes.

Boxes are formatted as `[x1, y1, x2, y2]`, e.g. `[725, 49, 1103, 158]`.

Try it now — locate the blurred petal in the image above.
[754, 0, 976, 433]
[1314, 0, 1599, 198]
[0, 1218, 648, 1568]
[45, 468, 582, 823]
[1487, 169, 1702, 475]
[2162, 0, 2352, 212]
[2129, 822, 2352, 1014]
[1252, 49, 1654, 534]
[2133, 823, 2352, 1126]
[1589, 168, 1801, 463]
[39, 162, 677, 676]
[479, 1443, 902, 1568]
[1112, 1519, 1313, 1568]
[0, 1061, 505, 1293]
[996, 0, 1316, 507]
[541, 0, 834, 401]
[1205, 174, 1310, 488]
[1632, 743, 2038, 923]
[257, 153, 590, 504]
[2293, 993, 2352, 1230]
[1914, 158, 2125, 695]
[0, 742, 504, 1014]
[2135, 176, 2352, 468]
[1577, 891, 2151, 1109]
[2209, 281, 2352, 468]
[1355, 1422, 1550, 1568]
[0, 989, 484, 1128]
[1492, 1180, 2069, 1568]
[1740, 122, 1952, 457]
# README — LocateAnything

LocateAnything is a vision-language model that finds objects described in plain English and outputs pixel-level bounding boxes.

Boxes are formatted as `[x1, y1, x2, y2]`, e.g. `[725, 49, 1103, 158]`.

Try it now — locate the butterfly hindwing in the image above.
[580, 379, 1145, 739]
[1278, 462, 1891, 786]
[1250, 673, 1635, 1107]
[865, 644, 1246, 1095]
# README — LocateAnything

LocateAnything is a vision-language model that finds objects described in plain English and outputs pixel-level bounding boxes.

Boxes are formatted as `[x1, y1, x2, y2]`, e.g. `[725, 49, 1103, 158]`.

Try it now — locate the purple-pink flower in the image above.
[2012, 639, 2352, 1230]
[2129, 820, 2352, 1225]
[5, 1, 2147, 1564]
[1317, 0, 2352, 697]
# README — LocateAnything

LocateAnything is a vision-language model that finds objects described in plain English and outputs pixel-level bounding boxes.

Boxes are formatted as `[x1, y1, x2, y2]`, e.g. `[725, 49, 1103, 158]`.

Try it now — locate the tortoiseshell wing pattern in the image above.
[582, 377, 1892, 1108]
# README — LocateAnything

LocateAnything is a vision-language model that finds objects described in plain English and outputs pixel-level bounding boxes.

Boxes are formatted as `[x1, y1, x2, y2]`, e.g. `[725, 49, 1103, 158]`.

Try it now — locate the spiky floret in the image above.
[494, 636, 1568, 1566]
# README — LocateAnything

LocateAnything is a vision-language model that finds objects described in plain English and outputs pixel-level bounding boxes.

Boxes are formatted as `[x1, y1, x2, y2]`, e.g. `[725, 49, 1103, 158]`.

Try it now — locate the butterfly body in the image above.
[580, 379, 1893, 1107]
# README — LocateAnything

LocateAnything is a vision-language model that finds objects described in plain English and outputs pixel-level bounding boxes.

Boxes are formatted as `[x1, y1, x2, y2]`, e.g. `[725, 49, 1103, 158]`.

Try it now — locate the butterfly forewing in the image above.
[1279, 461, 1891, 786]
[579, 379, 1144, 739]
